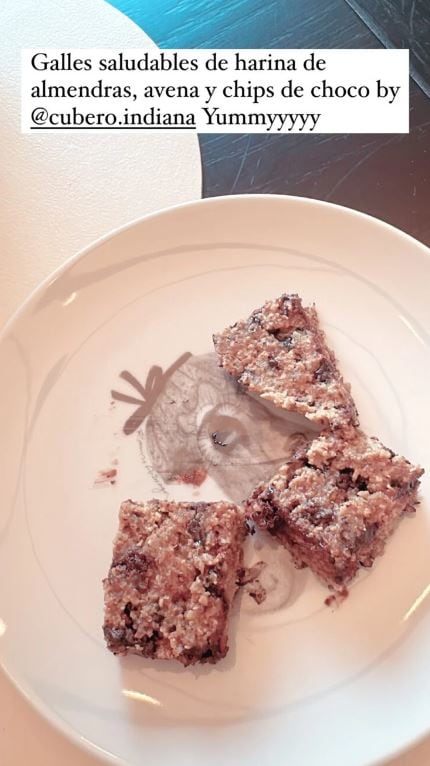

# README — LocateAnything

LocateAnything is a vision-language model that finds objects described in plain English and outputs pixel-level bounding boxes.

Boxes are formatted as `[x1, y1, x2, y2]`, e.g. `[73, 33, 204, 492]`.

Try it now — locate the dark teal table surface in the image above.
[108, 0, 430, 245]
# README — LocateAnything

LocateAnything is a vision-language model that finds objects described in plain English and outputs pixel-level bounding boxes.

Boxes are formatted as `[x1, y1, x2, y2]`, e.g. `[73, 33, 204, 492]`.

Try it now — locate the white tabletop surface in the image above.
[0, 0, 201, 328]
[0, 2, 428, 764]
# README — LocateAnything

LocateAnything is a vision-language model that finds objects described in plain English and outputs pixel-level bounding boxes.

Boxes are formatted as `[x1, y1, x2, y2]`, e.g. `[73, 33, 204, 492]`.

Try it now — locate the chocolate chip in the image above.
[204, 582, 225, 601]
[316, 508, 334, 525]
[187, 507, 207, 544]
[114, 549, 152, 574]
[103, 625, 125, 646]
[205, 583, 228, 612]
[138, 630, 161, 657]
[249, 310, 262, 327]
[267, 353, 281, 369]
[314, 360, 333, 383]
[271, 516, 287, 535]
[337, 467, 354, 490]
[254, 485, 287, 533]
[269, 328, 286, 342]
[355, 476, 368, 492]
[182, 648, 199, 663]
[391, 478, 418, 496]
[260, 486, 278, 513]
[281, 294, 301, 316]
[281, 296, 291, 316]
[187, 518, 202, 542]
[197, 641, 224, 662]
[203, 566, 227, 606]
[302, 503, 334, 526]
[281, 334, 295, 349]
[337, 469, 369, 493]
[124, 602, 134, 628]
[182, 643, 222, 664]
[271, 324, 305, 348]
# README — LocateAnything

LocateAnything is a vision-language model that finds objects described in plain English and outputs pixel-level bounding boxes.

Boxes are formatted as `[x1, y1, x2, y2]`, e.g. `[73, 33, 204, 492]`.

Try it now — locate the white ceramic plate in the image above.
[1, 195, 429, 766]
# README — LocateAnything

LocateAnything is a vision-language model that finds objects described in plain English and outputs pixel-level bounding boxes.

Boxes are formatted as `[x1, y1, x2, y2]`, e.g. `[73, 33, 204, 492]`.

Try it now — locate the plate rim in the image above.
[1, 192, 430, 766]
[1, 193, 429, 344]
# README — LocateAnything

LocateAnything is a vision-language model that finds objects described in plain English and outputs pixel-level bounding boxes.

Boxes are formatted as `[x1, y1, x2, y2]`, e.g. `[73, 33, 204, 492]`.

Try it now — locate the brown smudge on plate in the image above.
[170, 467, 207, 487]
[95, 468, 117, 487]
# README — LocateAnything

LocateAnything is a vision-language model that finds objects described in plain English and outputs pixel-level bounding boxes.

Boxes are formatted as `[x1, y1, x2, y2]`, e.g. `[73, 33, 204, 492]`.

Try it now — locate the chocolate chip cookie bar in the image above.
[103, 499, 246, 665]
[213, 293, 358, 430]
[246, 430, 423, 590]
